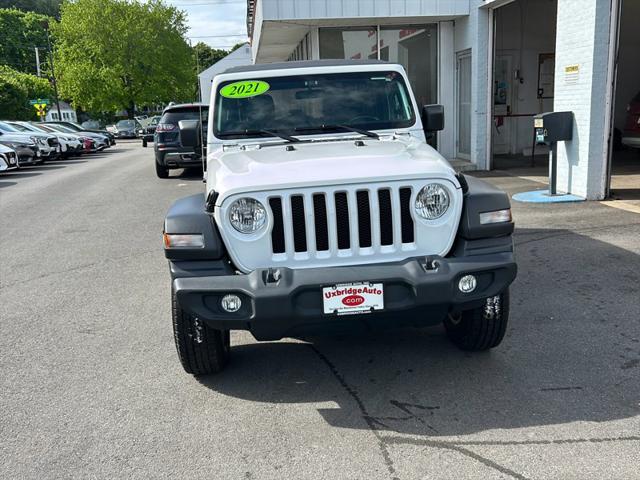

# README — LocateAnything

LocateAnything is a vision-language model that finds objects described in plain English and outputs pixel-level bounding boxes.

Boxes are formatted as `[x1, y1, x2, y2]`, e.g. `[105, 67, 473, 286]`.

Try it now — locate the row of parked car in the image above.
[0, 120, 116, 172]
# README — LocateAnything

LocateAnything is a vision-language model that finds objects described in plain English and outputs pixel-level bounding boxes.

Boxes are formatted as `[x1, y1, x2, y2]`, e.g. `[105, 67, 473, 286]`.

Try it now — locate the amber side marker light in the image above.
[163, 233, 205, 248]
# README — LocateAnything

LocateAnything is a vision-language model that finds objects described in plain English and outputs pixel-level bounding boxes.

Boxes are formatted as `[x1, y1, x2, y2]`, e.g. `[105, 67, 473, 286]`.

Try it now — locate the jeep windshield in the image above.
[213, 71, 415, 140]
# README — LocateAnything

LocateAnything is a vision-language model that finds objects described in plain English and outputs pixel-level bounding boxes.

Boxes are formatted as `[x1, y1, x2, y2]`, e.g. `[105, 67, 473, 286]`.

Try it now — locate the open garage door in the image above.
[490, 0, 557, 172]
[608, 0, 640, 205]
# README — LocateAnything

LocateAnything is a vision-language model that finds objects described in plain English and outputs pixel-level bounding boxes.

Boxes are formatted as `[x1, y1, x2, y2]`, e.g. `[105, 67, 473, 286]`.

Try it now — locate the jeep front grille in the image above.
[268, 187, 415, 256]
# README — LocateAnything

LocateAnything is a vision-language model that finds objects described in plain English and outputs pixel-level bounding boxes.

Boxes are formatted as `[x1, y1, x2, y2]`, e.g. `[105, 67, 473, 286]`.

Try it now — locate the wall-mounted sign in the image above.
[564, 64, 580, 85]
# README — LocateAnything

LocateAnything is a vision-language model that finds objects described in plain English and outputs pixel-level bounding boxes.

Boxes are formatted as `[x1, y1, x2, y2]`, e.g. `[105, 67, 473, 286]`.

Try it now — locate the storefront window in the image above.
[380, 26, 438, 107]
[319, 28, 377, 60]
[319, 25, 438, 107]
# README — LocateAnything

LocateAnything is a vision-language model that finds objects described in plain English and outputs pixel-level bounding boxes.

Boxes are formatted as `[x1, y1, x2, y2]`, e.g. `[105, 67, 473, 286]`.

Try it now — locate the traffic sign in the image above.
[29, 98, 50, 105]
[33, 103, 47, 117]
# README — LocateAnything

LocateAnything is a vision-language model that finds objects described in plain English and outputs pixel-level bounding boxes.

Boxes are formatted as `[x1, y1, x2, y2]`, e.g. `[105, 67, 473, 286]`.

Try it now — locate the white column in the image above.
[438, 21, 455, 160]
[553, 0, 614, 199]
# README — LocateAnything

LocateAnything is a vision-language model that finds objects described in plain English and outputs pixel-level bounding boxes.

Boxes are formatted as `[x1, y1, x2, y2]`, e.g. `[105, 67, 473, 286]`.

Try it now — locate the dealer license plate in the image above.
[322, 282, 384, 315]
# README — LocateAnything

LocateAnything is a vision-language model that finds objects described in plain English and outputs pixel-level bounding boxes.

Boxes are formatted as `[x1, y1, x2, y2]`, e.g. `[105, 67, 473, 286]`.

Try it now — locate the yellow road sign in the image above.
[34, 103, 47, 117]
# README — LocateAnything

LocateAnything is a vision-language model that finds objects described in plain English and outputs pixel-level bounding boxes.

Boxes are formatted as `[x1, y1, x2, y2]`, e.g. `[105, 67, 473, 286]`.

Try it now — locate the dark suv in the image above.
[154, 103, 208, 178]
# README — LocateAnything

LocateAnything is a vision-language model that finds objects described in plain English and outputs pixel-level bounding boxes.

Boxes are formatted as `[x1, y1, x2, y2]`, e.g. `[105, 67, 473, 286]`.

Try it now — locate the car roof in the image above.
[162, 103, 208, 113]
[224, 59, 392, 74]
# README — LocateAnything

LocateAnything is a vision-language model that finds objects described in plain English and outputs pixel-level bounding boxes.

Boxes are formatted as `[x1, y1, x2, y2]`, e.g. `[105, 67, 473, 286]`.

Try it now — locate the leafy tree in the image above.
[193, 42, 229, 74]
[0, 8, 51, 75]
[53, 0, 194, 117]
[0, 0, 62, 17]
[0, 65, 52, 119]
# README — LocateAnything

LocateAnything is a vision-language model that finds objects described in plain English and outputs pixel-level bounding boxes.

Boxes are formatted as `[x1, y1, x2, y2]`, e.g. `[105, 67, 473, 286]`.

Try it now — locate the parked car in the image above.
[139, 115, 161, 147]
[0, 120, 59, 161]
[163, 60, 517, 375]
[622, 90, 640, 149]
[154, 104, 208, 178]
[6, 121, 67, 158]
[32, 123, 89, 155]
[0, 136, 38, 167]
[114, 119, 140, 139]
[51, 121, 116, 145]
[0, 123, 42, 166]
[43, 123, 109, 151]
[81, 120, 102, 130]
[8, 121, 83, 158]
[0, 144, 18, 171]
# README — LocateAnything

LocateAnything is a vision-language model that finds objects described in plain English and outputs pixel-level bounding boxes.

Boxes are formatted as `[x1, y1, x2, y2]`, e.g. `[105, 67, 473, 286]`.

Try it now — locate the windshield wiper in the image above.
[219, 129, 300, 143]
[294, 124, 379, 139]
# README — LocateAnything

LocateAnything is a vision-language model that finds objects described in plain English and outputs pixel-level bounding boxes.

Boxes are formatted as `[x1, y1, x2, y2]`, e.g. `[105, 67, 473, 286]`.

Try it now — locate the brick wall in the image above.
[553, 0, 613, 199]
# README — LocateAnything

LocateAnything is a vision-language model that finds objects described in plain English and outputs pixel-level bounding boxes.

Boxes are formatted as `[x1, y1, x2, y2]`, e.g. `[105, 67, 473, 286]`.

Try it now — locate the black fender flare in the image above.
[457, 175, 514, 240]
[164, 193, 225, 260]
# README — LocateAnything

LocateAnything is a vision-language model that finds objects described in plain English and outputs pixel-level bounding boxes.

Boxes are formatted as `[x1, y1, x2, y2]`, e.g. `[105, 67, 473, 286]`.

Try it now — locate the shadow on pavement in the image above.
[51, 159, 88, 165]
[197, 227, 640, 438]
[0, 180, 17, 188]
[2, 171, 44, 178]
[23, 164, 66, 171]
[173, 167, 204, 181]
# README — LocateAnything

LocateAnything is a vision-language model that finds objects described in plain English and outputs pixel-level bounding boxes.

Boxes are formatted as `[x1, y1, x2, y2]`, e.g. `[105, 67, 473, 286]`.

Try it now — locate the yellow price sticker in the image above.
[220, 80, 270, 99]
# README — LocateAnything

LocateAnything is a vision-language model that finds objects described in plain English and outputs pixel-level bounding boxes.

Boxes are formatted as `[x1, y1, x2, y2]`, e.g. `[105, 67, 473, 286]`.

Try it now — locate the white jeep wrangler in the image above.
[164, 60, 517, 375]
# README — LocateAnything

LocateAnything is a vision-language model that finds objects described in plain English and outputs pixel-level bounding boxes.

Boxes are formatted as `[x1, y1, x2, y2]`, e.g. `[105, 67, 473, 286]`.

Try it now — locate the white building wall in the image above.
[199, 45, 253, 101]
[553, 0, 613, 199]
[260, 0, 470, 20]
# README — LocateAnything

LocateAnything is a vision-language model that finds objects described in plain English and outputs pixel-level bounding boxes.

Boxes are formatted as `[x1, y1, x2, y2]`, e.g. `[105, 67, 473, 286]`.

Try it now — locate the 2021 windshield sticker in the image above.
[220, 80, 270, 99]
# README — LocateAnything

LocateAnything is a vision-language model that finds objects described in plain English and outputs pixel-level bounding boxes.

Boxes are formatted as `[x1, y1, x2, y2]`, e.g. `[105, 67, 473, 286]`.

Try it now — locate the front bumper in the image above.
[173, 252, 517, 341]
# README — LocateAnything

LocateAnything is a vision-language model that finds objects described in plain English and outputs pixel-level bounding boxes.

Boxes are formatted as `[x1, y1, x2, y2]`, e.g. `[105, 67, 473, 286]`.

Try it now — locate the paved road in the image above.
[1, 142, 639, 479]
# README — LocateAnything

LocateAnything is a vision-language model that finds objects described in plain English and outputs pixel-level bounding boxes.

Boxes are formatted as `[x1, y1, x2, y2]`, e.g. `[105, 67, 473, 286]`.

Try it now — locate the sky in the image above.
[164, 0, 249, 50]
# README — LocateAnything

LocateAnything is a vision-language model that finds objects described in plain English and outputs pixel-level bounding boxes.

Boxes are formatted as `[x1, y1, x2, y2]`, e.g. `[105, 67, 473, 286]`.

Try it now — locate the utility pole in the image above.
[35, 47, 41, 77]
[43, 21, 62, 121]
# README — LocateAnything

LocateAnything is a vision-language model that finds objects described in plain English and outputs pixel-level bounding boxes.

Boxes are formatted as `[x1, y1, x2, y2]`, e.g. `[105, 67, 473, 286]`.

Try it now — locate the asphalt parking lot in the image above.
[1, 141, 639, 479]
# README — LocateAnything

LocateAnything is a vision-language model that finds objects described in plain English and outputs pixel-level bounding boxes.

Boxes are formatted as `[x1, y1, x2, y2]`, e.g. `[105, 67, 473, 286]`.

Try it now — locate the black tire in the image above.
[155, 160, 169, 178]
[142, 138, 147, 147]
[172, 289, 230, 375]
[444, 289, 510, 351]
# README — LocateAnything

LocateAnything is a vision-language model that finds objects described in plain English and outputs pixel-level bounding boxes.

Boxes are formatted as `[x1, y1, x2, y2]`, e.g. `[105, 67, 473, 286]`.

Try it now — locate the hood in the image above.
[0, 132, 35, 145]
[207, 135, 459, 204]
[82, 131, 105, 138]
[0, 143, 16, 153]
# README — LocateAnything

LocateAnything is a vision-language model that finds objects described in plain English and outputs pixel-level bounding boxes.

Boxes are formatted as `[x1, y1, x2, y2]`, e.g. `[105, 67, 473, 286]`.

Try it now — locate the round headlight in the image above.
[415, 184, 450, 220]
[229, 198, 266, 233]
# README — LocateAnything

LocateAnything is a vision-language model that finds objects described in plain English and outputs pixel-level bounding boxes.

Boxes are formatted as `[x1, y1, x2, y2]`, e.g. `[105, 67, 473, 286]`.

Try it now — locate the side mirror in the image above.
[421, 104, 445, 134]
[178, 119, 201, 150]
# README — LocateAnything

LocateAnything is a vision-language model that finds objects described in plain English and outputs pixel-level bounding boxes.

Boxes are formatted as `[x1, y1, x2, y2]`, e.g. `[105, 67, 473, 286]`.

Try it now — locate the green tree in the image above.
[193, 42, 229, 74]
[53, 0, 194, 117]
[0, 8, 51, 75]
[0, 65, 52, 119]
[0, 0, 62, 17]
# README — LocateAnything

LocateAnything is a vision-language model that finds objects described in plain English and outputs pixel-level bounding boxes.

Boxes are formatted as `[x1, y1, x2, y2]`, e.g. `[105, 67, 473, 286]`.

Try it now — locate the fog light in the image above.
[458, 275, 477, 293]
[221, 294, 242, 313]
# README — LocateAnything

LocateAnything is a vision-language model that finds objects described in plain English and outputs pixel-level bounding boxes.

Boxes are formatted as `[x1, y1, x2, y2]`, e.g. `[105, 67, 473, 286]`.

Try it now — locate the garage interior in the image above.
[490, 0, 557, 171]
[609, 0, 640, 202]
